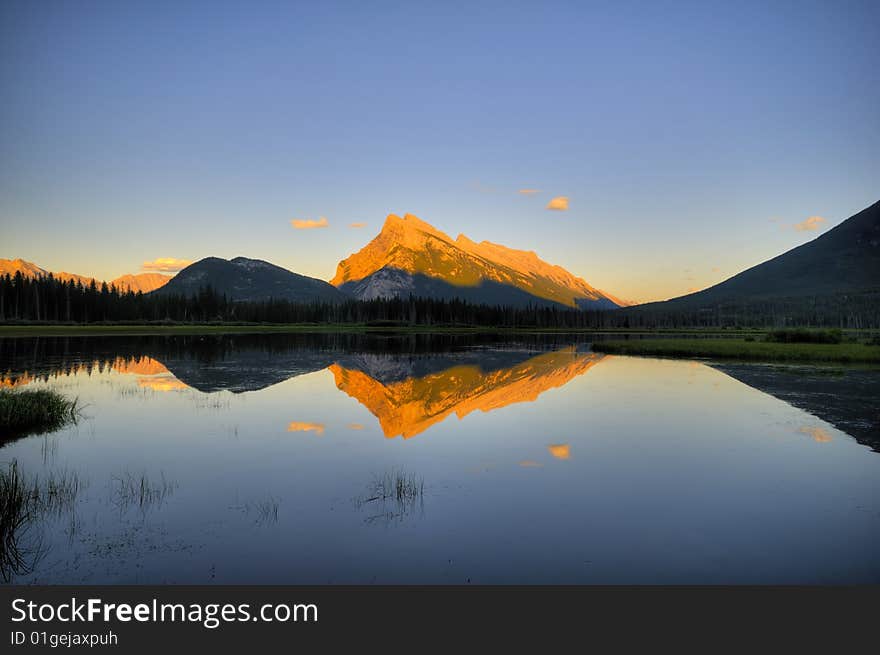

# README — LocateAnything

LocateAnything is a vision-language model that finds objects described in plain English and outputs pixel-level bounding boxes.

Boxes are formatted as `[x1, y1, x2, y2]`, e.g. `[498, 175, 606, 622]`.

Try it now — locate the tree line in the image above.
[1, 272, 877, 328]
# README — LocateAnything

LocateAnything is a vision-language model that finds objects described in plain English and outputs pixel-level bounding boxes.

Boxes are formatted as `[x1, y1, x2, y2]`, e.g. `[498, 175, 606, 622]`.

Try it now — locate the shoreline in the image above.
[591, 338, 880, 364]
[0, 324, 773, 337]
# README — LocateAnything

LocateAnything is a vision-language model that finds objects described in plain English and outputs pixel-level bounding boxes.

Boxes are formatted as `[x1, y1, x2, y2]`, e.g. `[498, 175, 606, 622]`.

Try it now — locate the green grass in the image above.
[591, 338, 880, 363]
[0, 389, 80, 438]
[0, 323, 774, 337]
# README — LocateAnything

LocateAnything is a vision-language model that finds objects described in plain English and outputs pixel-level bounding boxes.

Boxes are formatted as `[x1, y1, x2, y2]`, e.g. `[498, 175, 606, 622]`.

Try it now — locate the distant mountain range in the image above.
[152, 256, 346, 303]
[632, 199, 879, 313]
[331, 213, 625, 309]
[6, 200, 877, 314]
[0, 258, 171, 293]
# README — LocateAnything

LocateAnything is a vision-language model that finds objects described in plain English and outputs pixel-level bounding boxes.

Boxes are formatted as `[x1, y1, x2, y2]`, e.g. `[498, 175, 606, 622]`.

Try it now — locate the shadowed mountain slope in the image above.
[633, 200, 880, 313]
[152, 256, 347, 303]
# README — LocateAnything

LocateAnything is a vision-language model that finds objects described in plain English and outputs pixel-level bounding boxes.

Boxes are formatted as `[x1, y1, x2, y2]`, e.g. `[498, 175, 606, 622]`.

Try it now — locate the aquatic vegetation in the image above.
[229, 497, 280, 526]
[253, 498, 279, 525]
[0, 388, 80, 438]
[111, 471, 177, 512]
[0, 460, 40, 581]
[765, 328, 843, 344]
[368, 470, 424, 504]
[591, 339, 880, 363]
[355, 469, 424, 524]
[0, 461, 83, 582]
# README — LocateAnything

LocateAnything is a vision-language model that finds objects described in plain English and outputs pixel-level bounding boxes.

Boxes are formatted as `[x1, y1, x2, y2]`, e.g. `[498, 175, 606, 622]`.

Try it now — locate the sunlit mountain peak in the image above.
[331, 214, 624, 309]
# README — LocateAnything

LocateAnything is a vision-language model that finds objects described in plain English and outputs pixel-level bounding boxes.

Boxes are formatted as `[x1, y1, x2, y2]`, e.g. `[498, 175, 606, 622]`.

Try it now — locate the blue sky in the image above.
[1, 0, 878, 301]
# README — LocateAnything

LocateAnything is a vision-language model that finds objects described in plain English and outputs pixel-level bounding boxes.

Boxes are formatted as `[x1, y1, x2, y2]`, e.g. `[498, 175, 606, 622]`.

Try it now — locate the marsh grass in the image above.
[228, 497, 280, 525]
[366, 470, 424, 503]
[192, 394, 231, 411]
[765, 328, 843, 344]
[0, 324, 779, 337]
[0, 460, 83, 581]
[253, 498, 279, 525]
[591, 339, 880, 363]
[31, 468, 84, 517]
[0, 389, 80, 439]
[111, 471, 177, 512]
[356, 469, 424, 524]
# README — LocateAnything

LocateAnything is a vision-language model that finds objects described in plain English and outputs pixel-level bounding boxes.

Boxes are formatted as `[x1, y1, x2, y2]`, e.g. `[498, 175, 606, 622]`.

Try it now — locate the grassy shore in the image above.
[0, 323, 771, 337]
[591, 338, 880, 363]
[0, 389, 80, 438]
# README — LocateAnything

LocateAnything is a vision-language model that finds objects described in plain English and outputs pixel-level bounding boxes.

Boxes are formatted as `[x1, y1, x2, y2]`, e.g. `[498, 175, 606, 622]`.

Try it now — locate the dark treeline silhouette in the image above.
[0, 332, 596, 390]
[1, 272, 877, 328]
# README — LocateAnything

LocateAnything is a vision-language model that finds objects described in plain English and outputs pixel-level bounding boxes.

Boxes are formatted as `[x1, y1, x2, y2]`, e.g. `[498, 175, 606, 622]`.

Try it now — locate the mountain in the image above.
[331, 213, 623, 309]
[632, 200, 880, 312]
[109, 273, 171, 293]
[152, 256, 347, 303]
[0, 258, 171, 293]
[0, 258, 95, 286]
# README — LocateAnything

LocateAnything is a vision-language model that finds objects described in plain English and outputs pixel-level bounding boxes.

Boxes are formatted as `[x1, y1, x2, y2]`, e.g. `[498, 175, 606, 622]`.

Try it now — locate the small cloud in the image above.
[286, 421, 325, 436]
[768, 216, 782, 223]
[711, 267, 720, 273]
[518, 189, 541, 195]
[518, 460, 543, 468]
[349, 222, 366, 229]
[546, 196, 569, 211]
[793, 215, 825, 232]
[291, 217, 329, 230]
[547, 444, 570, 460]
[142, 257, 192, 272]
[686, 286, 703, 293]
[347, 423, 364, 430]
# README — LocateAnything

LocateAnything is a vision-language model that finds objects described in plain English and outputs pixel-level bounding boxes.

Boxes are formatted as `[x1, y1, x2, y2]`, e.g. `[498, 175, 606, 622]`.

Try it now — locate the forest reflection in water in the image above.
[1, 333, 878, 584]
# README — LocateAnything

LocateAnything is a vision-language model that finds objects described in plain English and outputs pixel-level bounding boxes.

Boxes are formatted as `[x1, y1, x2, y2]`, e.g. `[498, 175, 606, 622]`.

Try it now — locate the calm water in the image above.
[1, 333, 879, 584]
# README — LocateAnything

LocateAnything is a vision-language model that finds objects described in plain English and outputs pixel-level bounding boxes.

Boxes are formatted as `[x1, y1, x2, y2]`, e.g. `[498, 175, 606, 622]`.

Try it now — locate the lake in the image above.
[1, 333, 879, 584]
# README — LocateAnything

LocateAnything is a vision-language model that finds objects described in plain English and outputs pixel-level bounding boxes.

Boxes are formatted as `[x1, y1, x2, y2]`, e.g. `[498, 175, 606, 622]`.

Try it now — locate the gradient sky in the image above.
[1, 0, 878, 302]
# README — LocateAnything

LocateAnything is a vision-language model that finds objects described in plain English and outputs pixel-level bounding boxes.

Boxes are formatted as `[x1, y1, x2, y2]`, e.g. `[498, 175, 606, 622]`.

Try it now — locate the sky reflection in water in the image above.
[1, 334, 878, 584]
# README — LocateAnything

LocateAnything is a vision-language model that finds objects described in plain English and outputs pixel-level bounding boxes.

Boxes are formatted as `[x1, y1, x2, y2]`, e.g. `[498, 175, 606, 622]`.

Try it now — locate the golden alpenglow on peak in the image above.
[0, 258, 172, 293]
[0, 257, 95, 286]
[0, 258, 47, 278]
[110, 273, 172, 293]
[330, 347, 605, 439]
[330, 214, 624, 309]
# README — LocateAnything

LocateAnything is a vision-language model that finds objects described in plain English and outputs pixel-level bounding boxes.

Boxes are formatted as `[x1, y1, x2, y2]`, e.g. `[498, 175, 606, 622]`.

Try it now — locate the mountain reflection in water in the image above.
[329, 347, 602, 438]
[0, 333, 877, 449]
[1, 333, 879, 584]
